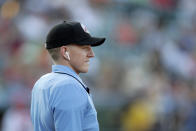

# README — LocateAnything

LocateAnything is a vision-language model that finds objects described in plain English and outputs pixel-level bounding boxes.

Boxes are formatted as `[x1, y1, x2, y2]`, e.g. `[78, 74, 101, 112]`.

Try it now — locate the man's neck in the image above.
[54, 60, 79, 75]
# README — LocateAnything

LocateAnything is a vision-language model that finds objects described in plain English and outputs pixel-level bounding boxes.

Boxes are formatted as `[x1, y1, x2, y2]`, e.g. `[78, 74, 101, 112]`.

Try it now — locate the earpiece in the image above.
[65, 51, 70, 60]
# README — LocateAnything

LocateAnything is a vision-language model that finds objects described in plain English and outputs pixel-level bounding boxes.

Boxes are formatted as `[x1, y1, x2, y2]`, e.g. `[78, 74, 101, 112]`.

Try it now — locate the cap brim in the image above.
[77, 37, 106, 47]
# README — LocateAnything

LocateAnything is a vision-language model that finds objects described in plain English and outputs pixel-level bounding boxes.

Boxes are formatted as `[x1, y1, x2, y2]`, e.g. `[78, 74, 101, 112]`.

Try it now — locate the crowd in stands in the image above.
[1, 0, 196, 130]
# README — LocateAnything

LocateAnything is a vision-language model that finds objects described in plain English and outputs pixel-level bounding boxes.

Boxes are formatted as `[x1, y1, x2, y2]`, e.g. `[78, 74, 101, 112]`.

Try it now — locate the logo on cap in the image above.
[81, 24, 90, 34]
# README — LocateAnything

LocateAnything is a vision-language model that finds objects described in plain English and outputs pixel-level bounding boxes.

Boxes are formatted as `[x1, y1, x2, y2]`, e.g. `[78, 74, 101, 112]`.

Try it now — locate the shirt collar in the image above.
[52, 65, 87, 87]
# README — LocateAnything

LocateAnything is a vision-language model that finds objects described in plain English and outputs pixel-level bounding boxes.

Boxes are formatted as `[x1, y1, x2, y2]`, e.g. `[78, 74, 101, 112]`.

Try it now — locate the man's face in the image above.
[67, 44, 95, 74]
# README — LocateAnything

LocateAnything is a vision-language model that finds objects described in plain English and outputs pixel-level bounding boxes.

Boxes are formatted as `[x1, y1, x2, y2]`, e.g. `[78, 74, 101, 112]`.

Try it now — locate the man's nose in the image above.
[88, 47, 95, 58]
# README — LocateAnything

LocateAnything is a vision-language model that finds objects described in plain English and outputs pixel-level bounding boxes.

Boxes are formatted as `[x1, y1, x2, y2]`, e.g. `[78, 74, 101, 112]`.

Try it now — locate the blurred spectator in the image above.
[1, 87, 33, 131]
[151, 0, 179, 11]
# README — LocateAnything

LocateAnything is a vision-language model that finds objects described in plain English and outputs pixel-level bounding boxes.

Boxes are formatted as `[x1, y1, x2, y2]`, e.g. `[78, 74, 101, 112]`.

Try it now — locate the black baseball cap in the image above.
[45, 21, 106, 49]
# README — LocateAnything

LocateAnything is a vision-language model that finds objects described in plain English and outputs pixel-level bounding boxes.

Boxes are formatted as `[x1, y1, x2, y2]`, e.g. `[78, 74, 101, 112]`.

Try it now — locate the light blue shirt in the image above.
[30, 65, 99, 131]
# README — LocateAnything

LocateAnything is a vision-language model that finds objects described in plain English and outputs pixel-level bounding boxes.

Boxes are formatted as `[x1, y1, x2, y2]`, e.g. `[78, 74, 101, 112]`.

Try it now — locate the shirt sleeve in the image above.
[49, 81, 87, 131]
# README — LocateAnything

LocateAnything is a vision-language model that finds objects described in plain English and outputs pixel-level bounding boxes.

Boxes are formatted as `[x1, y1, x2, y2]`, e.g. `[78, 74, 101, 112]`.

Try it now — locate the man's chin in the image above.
[80, 69, 88, 73]
[81, 71, 88, 73]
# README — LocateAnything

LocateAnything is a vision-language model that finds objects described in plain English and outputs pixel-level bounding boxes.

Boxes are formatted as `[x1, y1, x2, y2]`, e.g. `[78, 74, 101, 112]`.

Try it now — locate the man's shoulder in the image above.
[35, 73, 54, 84]
[34, 72, 83, 92]
[49, 74, 86, 97]
[36, 72, 74, 84]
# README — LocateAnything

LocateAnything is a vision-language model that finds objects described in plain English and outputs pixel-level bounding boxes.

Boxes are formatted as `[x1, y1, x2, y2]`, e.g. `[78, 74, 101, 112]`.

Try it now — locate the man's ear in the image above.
[65, 52, 70, 60]
[60, 46, 66, 56]
[60, 46, 70, 60]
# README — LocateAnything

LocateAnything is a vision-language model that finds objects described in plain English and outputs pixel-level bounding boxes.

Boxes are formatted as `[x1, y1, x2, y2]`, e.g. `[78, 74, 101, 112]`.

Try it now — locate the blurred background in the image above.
[1, 0, 196, 131]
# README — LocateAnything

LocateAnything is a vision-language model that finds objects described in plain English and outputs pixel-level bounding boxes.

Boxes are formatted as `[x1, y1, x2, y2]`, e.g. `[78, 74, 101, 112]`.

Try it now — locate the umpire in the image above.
[30, 21, 105, 131]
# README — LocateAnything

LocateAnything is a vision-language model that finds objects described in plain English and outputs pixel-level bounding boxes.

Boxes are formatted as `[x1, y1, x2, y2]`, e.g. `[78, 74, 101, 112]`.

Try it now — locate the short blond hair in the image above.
[47, 47, 60, 61]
